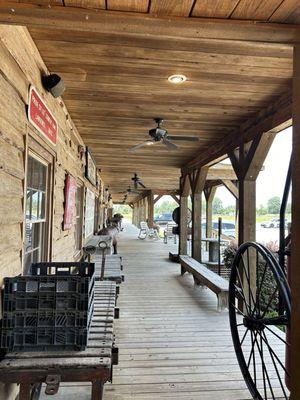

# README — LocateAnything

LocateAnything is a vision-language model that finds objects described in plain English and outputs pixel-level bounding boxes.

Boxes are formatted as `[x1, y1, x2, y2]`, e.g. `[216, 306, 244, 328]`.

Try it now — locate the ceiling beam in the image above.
[0, 3, 300, 44]
[182, 92, 292, 175]
[207, 164, 236, 180]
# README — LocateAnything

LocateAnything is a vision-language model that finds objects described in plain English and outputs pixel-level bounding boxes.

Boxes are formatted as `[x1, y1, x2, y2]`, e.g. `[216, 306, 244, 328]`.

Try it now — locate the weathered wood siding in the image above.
[0, 25, 106, 399]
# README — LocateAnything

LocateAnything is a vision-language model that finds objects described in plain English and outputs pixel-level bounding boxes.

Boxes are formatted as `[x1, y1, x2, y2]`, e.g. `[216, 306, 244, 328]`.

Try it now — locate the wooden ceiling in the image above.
[9, 0, 300, 23]
[4, 0, 298, 202]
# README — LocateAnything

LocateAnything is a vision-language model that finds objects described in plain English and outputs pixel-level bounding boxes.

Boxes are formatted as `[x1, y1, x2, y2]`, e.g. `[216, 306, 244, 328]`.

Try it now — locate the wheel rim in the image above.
[229, 242, 291, 400]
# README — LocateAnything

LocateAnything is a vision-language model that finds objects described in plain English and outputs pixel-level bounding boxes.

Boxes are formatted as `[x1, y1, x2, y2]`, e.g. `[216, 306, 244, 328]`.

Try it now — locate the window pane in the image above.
[39, 192, 46, 220]
[32, 223, 42, 250]
[75, 186, 83, 251]
[24, 252, 33, 273]
[25, 222, 33, 252]
[26, 189, 32, 220]
[31, 190, 39, 220]
[30, 157, 47, 191]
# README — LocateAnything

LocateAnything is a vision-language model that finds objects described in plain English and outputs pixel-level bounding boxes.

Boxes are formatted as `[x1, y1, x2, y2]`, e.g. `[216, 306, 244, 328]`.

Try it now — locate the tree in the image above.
[267, 196, 281, 214]
[257, 204, 268, 216]
[212, 197, 224, 214]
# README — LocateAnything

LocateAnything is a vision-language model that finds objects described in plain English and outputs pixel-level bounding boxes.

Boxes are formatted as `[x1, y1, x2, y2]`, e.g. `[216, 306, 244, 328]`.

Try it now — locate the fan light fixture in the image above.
[168, 74, 187, 84]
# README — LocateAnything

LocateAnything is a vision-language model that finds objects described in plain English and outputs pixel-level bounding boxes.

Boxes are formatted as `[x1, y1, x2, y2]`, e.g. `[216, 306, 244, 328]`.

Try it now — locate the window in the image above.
[75, 185, 84, 252]
[24, 155, 49, 273]
[94, 197, 100, 233]
[84, 188, 95, 238]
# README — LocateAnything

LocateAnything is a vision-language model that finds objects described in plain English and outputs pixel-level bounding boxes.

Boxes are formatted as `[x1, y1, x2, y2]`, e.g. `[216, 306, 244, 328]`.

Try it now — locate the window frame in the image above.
[23, 136, 54, 274]
[74, 183, 84, 257]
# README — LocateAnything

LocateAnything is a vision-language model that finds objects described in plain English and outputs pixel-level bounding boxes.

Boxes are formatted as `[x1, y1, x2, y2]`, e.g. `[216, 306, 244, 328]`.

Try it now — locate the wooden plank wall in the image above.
[0, 26, 108, 399]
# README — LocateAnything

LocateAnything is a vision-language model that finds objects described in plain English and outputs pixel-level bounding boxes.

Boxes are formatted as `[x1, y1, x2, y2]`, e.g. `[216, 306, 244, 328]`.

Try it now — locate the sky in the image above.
[216, 127, 292, 207]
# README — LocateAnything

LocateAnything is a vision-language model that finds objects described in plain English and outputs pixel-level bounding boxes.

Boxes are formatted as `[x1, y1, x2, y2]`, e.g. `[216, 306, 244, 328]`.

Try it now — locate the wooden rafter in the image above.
[1, 3, 300, 44]
[229, 131, 276, 181]
[170, 194, 180, 205]
[153, 194, 163, 205]
[222, 179, 238, 199]
[182, 92, 291, 175]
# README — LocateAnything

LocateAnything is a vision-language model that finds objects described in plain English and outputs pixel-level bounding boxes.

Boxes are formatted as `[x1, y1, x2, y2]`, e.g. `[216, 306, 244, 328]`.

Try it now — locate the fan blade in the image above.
[138, 181, 146, 189]
[129, 140, 154, 152]
[167, 135, 199, 142]
[162, 138, 178, 151]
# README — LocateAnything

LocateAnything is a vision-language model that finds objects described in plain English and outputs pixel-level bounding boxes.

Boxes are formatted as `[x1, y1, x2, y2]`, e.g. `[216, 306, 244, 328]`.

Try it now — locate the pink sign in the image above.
[28, 86, 58, 145]
[63, 174, 77, 230]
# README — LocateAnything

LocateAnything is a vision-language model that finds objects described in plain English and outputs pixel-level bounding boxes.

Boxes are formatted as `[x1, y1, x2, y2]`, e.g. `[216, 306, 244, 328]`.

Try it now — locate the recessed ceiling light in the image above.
[168, 74, 187, 84]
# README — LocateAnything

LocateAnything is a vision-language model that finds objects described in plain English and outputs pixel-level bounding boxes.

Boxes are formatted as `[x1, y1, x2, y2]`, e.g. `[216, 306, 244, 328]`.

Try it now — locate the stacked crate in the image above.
[1, 262, 94, 352]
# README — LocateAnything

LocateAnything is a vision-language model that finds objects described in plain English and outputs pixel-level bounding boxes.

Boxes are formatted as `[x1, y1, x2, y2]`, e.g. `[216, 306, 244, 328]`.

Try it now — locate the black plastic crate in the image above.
[3, 290, 94, 312]
[1, 327, 89, 351]
[2, 307, 94, 330]
[30, 262, 94, 278]
[3, 275, 94, 297]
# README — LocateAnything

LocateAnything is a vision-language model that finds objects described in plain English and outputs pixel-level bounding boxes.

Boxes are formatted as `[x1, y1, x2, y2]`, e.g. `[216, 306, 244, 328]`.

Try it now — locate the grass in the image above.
[212, 214, 291, 223]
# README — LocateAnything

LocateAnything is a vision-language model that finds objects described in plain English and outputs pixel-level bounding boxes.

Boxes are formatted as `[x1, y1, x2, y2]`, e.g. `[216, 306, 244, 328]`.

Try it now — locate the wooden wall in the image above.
[0, 26, 107, 400]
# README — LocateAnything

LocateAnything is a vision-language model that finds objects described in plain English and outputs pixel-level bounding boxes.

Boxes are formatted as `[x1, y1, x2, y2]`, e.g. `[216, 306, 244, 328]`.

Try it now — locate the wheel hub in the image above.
[243, 316, 265, 331]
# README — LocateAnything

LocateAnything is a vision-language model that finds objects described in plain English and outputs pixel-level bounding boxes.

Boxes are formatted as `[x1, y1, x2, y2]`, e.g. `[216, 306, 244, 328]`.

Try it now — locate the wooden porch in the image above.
[39, 224, 286, 400]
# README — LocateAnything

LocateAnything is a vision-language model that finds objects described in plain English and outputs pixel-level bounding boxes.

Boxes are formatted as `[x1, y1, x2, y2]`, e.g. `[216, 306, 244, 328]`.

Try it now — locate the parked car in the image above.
[154, 213, 173, 225]
[212, 221, 236, 238]
[261, 219, 280, 228]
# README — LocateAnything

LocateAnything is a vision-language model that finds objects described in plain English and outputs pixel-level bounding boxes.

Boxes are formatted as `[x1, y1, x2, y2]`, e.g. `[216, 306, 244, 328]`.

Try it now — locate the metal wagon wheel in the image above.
[229, 242, 291, 400]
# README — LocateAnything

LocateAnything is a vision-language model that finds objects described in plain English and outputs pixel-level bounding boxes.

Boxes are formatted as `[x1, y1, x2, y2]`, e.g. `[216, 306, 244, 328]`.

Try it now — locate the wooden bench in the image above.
[179, 255, 229, 310]
[0, 281, 119, 400]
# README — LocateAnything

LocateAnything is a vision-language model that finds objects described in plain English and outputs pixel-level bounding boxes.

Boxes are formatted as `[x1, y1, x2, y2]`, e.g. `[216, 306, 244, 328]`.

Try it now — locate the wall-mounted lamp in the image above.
[42, 73, 65, 98]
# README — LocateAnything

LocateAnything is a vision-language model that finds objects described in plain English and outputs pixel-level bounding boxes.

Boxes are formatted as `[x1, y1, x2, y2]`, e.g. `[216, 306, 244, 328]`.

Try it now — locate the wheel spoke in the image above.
[259, 331, 289, 376]
[251, 331, 257, 386]
[233, 282, 251, 315]
[247, 330, 258, 372]
[241, 256, 256, 314]
[253, 260, 268, 316]
[236, 265, 252, 315]
[264, 325, 288, 346]
[255, 333, 276, 400]
[240, 328, 249, 346]
[261, 331, 289, 400]
[260, 287, 279, 319]
[230, 302, 246, 318]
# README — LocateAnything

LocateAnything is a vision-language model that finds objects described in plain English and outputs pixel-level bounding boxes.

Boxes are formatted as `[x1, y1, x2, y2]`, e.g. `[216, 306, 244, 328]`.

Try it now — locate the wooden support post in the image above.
[148, 191, 154, 228]
[191, 168, 208, 262]
[179, 175, 190, 255]
[238, 179, 256, 244]
[229, 132, 276, 312]
[291, 43, 300, 400]
[229, 132, 275, 244]
[204, 186, 217, 241]
[179, 195, 188, 255]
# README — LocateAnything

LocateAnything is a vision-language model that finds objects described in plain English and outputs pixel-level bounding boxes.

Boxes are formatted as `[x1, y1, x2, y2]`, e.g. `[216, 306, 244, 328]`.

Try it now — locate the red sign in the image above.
[63, 174, 77, 231]
[28, 86, 58, 145]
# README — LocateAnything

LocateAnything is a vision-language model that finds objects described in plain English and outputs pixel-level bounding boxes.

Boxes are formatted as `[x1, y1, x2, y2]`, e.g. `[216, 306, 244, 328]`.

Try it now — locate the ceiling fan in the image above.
[131, 173, 146, 190]
[129, 118, 199, 152]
